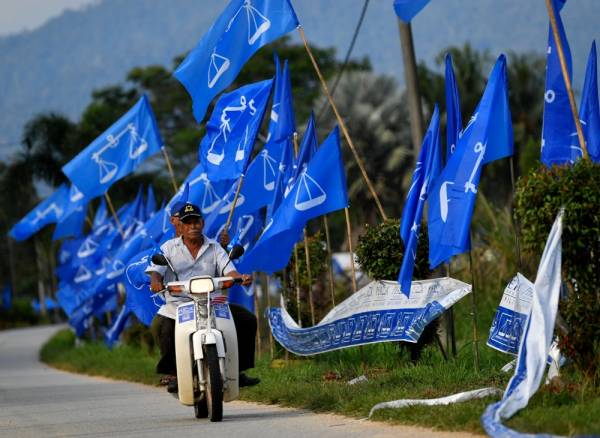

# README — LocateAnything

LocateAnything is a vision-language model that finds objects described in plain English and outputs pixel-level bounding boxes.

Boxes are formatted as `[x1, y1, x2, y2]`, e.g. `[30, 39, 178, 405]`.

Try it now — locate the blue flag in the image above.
[2, 284, 11, 310]
[93, 198, 109, 229]
[146, 185, 157, 218]
[124, 248, 164, 326]
[445, 53, 462, 161]
[393, 0, 431, 22]
[199, 79, 274, 181]
[399, 106, 441, 295]
[62, 95, 163, 198]
[53, 184, 90, 241]
[238, 127, 348, 274]
[540, 0, 580, 166]
[105, 306, 131, 349]
[174, 0, 298, 122]
[237, 56, 296, 214]
[579, 41, 600, 163]
[285, 112, 317, 197]
[428, 55, 513, 269]
[266, 138, 294, 221]
[9, 184, 69, 241]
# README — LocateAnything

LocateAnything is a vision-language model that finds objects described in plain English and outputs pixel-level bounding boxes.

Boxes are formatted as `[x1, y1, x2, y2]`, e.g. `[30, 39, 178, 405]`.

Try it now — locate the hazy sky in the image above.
[0, 0, 97, 36]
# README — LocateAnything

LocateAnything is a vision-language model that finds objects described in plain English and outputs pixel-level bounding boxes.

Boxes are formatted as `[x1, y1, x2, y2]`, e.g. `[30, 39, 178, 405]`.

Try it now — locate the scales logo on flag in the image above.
[91, 124, 149, 184]
[293, 164, 327, 211]
[31, 203, 63, 225]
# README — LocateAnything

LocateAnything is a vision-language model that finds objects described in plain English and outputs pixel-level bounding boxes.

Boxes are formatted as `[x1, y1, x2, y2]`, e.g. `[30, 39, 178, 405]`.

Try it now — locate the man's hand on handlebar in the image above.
[150, 272, 165, 293]
[226, 271, 252, 286]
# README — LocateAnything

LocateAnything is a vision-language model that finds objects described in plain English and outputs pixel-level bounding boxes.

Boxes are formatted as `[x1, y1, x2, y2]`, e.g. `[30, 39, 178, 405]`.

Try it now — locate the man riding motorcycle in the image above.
[147, 202, 259, 393]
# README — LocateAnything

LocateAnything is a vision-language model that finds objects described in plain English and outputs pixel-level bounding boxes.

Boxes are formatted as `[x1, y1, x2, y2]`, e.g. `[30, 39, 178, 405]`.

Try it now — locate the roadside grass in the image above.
[41, 328, 600, 435]
[40, 328, 159, 386]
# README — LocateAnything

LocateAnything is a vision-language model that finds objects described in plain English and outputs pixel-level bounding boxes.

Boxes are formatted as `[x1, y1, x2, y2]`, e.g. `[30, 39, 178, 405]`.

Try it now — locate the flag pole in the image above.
[223, 174, 245, 233]
[293, 245, 303, 327]
[254, 284, 262, 361]
[467, 248, 481, 371]
[344, 208, 358, 293]
[265, 273, 274, 359]
[293, 132, 316, 326]
[104, 192, 125, 239]
[161, 146, 179, 194]
[297, 26, 388, 221]
[445, 263, 457, 357]
[545, 0, 589, 159]
[322, 215, 336, 307]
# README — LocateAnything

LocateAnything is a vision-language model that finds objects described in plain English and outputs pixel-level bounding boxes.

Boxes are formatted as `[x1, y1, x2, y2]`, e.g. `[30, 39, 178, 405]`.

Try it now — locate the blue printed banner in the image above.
[487, 274, 534, 356]
[268, 277, 471, 356]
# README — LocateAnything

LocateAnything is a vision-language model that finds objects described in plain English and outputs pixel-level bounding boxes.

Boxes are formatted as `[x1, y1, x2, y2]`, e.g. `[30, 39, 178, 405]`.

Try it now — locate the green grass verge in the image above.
[41, 328, 599, 435]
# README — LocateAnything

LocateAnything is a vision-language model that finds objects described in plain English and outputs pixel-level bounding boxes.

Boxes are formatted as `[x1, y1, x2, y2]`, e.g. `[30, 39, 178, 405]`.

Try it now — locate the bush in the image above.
[355, 219, 430, 281]
[515, 160, 600, 376]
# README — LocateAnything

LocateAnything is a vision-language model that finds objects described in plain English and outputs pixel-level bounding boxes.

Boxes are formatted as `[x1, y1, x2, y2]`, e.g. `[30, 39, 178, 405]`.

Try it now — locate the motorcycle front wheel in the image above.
[203, 344, 223, 422]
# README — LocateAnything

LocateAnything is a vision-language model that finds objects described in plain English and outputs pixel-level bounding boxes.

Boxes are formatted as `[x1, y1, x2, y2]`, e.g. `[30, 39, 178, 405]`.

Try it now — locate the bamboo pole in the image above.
[344, 208, 357, 293]
[161, 146, 179, 194]
[545, 0, 588, 159]
[468, 249, 481, 371]
[297, 26, 388, 221]
[293, 246, 302, 327]
[265, 274, 274, 359]
[254, 286, 262, 361]
[303, 230, 316, 326]
[223, 174, 245, 232]
[445, 263, 457, 357]
[104, 193, 125, 238]
[322, 215, 336, 307]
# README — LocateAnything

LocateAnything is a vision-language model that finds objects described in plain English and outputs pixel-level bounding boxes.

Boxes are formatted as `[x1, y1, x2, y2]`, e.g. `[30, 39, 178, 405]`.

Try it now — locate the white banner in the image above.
[268, 277, 471, 356]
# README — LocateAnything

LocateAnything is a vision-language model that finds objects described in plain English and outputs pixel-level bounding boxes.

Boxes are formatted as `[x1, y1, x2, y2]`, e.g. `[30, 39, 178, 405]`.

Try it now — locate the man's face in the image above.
[181, 216, 204, 241]
[169, 215, 183, 237]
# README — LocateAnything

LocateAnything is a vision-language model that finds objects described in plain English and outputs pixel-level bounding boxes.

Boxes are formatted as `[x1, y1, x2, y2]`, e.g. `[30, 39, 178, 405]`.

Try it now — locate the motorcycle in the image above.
[152, 245, 248, 422]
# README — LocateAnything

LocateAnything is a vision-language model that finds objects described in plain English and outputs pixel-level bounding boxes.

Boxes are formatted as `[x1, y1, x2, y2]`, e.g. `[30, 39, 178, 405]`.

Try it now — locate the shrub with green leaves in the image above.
[355, 219, 430, 281]
[515, 159, 600, 376]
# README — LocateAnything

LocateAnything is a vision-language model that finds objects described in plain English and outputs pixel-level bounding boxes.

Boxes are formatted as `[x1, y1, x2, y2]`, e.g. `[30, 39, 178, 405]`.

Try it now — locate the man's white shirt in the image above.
[146, 236, 236, 319]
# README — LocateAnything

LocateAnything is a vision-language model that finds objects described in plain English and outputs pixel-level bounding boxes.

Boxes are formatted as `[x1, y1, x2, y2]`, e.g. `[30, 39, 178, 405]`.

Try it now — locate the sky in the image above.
[0, 0, 97, 36]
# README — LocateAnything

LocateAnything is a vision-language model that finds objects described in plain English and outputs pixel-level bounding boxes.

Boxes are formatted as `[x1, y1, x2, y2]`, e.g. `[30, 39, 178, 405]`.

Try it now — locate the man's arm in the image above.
[150, 272, 165, 292]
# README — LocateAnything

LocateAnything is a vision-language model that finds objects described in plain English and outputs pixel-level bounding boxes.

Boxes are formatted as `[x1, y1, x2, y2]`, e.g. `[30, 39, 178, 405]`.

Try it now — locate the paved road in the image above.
[0, 325, 480, 437]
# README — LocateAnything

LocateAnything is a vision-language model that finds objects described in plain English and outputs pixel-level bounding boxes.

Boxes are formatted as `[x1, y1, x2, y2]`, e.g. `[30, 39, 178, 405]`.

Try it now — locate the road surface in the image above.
[0, 325, 481, 437]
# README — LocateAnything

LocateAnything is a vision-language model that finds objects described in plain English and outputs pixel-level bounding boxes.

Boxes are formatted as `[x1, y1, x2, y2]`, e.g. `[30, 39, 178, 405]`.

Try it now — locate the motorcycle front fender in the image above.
[192, 329, 226, 362]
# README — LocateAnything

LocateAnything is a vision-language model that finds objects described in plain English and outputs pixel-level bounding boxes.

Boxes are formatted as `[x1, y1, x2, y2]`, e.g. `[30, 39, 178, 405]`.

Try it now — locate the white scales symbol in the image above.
[188, 172, 222, 214]
[91, 123, 149, 184]
[78, 237, 98, 258]
[94, 257, 112, 276]
[294, 163, 326, 211]
[206, 95, 256, 166]
[31, 203, 63, 225]
[260, 150, 278, 191]
[74, 264, 92, 284]
[70, 185, 84, 203]
[208, 0, 272, 89]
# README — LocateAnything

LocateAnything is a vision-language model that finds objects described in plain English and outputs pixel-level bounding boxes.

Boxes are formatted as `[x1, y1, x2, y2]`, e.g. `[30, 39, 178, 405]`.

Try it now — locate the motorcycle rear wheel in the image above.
[203, 344, 223, 422]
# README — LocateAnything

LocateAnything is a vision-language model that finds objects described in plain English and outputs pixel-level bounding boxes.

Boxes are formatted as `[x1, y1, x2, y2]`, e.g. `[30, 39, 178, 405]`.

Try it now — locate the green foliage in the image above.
[0, 299, 49, 330]
[355, 220, 429, 281]
[515, 160, 600, 376]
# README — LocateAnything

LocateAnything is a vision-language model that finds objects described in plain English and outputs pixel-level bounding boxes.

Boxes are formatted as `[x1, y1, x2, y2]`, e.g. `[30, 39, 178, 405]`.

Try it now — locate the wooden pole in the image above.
[545, 0, 588, 159]
[104, 193, 125, 239]
[344, 208, 357, 293]
[254, 285, 262, 361]
[293, 246, 302, 327]
[468, 249, 481, 371]
[223, 174, 245, 232]
[297, 26, 388, 221]
[265, 274, 274, 359]
[34, 239, 47, 317]
[397, 20, 425, 155]
[322, 216, 336, 307]
[161, 146, 179, 194]
[303, 230, 316, 326]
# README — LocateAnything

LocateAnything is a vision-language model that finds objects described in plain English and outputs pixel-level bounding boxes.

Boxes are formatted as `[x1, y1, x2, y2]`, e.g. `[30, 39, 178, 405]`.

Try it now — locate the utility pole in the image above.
[397, 20, 425, 156]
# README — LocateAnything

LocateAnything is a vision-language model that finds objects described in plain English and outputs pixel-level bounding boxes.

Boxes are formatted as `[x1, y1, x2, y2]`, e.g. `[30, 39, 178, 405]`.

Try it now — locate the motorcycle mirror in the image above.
[151, 253, 169, 266]
[228, 244, 245, 261]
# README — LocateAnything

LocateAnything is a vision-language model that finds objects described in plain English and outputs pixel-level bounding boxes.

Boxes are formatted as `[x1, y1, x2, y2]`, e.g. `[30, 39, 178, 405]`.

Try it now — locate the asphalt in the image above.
[0, 325, 480, 437]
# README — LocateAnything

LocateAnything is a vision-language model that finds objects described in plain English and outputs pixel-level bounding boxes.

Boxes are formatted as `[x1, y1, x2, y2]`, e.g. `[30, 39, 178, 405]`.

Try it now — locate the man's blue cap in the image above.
[178, 202, 202, 222]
